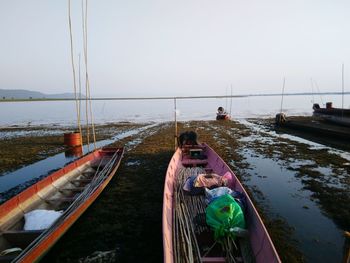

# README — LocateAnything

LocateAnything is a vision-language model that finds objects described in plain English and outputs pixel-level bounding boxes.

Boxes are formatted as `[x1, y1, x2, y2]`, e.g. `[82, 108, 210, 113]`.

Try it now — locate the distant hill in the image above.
[0, 89, 85, 99]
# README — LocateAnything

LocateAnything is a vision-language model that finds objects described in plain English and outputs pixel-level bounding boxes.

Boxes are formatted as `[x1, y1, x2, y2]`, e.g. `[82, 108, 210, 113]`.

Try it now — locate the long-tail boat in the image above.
[313, 102, 350, 126]
[0, 147, 124, 263]
[162, 141, 280, 263]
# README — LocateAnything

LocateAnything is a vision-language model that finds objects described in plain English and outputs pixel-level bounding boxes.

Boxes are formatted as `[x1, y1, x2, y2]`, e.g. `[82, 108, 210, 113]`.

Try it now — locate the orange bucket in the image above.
[64, 132, 82, 147]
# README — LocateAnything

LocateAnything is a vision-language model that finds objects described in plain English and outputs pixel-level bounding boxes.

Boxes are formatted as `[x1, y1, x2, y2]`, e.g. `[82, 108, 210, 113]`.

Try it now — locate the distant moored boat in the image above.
[216, 106, 230, 121]
[313, 102, 350, 126]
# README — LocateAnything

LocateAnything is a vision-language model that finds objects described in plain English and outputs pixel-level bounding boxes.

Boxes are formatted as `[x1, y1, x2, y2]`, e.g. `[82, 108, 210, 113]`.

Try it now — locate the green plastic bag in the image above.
[206, 194, 246, 240]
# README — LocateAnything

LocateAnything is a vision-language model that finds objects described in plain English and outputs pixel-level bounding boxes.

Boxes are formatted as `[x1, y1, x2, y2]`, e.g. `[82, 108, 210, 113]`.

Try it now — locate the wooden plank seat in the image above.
[182, 145, 206, 150]
[81, 171, 96, 178]
[70, 178, 92, 183]
[59, 187, 86, 192]
[45, 197, 76, 203]
[181, 158, 208, 167]
[91, 165, 105, 171]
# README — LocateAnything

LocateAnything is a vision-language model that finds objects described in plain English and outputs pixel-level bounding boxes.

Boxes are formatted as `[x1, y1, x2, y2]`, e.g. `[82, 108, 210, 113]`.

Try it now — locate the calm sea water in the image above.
[0, 94, 348, 126]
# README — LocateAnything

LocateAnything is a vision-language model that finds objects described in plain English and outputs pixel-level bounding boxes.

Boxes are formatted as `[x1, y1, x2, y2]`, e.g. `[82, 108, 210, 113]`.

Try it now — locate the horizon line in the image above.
[0, 91, 349, 103]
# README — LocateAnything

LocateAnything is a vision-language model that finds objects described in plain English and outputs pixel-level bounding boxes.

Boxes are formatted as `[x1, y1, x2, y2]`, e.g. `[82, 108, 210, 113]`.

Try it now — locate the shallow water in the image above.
[241, 149, 343, 262]
[0, 123, 159, 198]
[232, 119, 348, 263]
[2, 94, 348, 126]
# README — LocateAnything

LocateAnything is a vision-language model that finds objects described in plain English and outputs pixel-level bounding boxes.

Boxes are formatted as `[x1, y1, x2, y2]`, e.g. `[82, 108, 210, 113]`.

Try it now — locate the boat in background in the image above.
[162, 141, 280, 263]
[0, 147, 124, 263]
[313, 102, 350, 126]
[216, 107, 230, 120]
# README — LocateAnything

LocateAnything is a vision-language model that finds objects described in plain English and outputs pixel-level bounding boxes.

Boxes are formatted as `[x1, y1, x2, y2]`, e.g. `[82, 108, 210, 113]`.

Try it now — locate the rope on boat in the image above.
[173, 167, 203, 263]
[173, 167, 243, 263]
[14, 150, 120, 262]
[174, 98, 178, 151]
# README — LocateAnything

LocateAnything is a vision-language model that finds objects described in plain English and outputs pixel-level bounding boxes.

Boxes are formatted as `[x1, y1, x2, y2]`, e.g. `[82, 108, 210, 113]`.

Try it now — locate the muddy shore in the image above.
[1, 120, 349, 262]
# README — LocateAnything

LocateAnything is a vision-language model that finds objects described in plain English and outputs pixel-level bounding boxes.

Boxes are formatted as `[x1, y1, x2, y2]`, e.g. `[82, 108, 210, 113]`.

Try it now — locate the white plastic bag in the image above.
[24, 209, 62, 230]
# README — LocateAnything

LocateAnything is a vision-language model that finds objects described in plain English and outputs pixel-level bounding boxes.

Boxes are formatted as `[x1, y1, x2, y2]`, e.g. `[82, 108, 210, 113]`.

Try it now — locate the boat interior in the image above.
[172, 145, 253, 263]
[0, 153, 112, 262]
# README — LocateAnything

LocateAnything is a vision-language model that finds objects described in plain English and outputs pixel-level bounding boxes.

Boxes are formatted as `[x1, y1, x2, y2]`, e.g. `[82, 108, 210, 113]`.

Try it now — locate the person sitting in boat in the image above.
[178, 131, 198, 148]
[216, 107, 228, 120]
[217, 106, 225, 115]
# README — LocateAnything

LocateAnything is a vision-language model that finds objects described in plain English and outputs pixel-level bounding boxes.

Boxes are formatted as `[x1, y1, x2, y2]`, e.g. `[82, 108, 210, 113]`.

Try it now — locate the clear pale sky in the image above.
[1, 0, 349, 97]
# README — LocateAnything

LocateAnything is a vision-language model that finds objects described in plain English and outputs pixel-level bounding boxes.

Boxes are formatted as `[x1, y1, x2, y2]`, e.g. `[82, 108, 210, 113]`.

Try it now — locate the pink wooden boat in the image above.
[0, 147, 124, 263]
[163, 143, 281, 263]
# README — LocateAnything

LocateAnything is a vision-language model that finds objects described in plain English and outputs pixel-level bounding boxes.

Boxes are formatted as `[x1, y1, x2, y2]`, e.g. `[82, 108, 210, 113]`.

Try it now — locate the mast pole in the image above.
[280, 77, 286, 113]
[310, 78, 315, 104]
[229, 84, 233, 117]
[342, 63, 344, 118]
[174, 97, 177, 151]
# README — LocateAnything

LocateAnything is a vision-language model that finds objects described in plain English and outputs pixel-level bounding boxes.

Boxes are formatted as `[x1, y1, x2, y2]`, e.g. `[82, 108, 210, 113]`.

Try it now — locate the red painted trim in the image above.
[17, 186, 37, 205]
[36, 177, 52, 191]
[0, 198, 19, 218]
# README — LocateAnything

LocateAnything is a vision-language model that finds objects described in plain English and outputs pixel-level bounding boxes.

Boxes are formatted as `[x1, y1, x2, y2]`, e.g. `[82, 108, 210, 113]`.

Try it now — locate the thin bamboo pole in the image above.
[82, 0, 96, 150]
[342, 63, 345, 119]
[68, 0, 81, 139]
[229, 84, 233, 118]
[280, 77, 285, 114]
[81, 0, 90, 151]
[77, 54, 83, 146]
[174, 98, 178, 151]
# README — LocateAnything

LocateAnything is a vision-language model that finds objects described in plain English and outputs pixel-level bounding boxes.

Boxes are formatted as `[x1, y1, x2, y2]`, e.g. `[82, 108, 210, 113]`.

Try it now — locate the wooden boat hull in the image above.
[216, 114, 230, 121]
[313, 112, 350, 127]
[313, 103, 350, 127]
[162, 144, 280, 263]
[0, 147, 124, 263]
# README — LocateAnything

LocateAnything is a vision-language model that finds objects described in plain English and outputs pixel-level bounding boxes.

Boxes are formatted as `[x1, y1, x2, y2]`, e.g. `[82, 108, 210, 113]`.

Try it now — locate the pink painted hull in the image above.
[162, 143, 281, 263]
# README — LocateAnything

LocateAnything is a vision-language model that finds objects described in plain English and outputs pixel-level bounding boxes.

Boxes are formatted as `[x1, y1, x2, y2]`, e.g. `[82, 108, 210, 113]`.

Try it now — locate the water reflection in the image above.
[64, 146, 83, 158]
